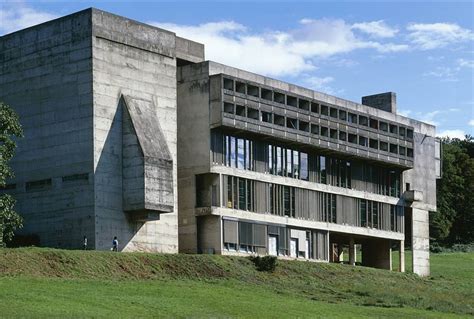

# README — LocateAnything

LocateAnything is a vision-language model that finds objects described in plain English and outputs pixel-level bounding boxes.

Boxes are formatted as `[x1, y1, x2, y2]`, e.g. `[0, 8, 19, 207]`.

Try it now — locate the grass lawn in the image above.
[0, 248, 472, 318]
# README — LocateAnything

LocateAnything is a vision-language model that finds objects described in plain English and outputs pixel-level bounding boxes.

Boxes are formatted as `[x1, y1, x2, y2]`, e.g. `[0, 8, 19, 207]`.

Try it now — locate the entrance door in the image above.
[268, 235, 278, 256]
[290, 239, 298, 258]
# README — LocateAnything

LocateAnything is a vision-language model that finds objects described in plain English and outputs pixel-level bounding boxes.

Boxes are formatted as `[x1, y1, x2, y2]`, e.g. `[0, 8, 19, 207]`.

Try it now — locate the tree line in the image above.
[431, 135, 474, 246]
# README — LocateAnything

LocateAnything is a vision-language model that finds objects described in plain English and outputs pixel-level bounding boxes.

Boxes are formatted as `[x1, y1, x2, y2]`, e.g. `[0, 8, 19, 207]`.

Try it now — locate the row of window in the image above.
[215, 132, 402, 197]
[222, 77, 414, 139]
[222, 175, 404, 233]
[223, 102, 414, 157]
[222, 219, 328, 259]
[1, 173, 90, 192]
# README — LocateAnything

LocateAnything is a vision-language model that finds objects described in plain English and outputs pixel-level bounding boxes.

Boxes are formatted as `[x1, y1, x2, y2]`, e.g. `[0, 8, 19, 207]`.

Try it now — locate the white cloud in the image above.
[155, 21, 314, 77]
[436, 129, 466, 139]
[407, 23, 474, 50]
[458, 58, 474, 68]
[352, 20, 398, 38]
[469, 119, 474, 126]
[398, 109, 412, 117]
[302, 76, 335, 94]
[152, 18, 408, 77]
[0, 5, 58, 35]
[423, 66, 459, 82]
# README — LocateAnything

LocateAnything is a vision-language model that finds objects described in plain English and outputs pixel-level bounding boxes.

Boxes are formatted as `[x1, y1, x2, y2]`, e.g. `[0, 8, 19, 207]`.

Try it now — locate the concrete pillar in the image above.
[362, 239, 392, 270]
[399, 240, 405, 272]
[349, 238, 356, 266]
[412, 208, 430, 276]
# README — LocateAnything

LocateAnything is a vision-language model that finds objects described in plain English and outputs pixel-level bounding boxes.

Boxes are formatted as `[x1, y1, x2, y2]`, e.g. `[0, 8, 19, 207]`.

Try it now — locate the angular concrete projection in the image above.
[121, 95, 173, 220]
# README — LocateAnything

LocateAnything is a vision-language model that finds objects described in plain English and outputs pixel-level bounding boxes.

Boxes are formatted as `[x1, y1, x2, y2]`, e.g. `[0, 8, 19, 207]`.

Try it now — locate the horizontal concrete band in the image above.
[211, 165, 402, 205]
[203, 207, 404, 241]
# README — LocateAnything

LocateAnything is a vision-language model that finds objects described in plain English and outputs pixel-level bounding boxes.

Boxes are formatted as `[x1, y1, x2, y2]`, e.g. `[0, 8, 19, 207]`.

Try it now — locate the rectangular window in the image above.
[372, 202, 379, 229]
[261, 88, 272, 101]
[25, 178, 52, 191]
[320, 126, 329, 137]
[268, 145, 273, 174]
[238, 178, 246, 210]
[276, 147, 283, 176]
[293, 151, 300, 179]
[245, 140, 252, 170]
[367, 201, 373, 227]
[390, 206, 395, 232]
[346, 162, 352, 189]
[339, 110, 347, 121]
[230, 136, 236, 168]
[237, 138, 245, 169]
[284, 186, 291, 217]
[224, 102, 234, 114]
[320, 156, 326, 184]
[300, 152, 308, 181]
[286, 149, 293, 178]
[246, 180, 253, 211]
[348, 113, 358, 124]
[331, 194, 337, 223]
[227, 176, 233, 208]
[360, 200, 367, 227]
[261, 111, 272, 123]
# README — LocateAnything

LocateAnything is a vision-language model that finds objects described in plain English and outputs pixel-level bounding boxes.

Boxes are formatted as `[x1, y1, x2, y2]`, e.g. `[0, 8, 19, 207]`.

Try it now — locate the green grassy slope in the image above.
[0, 248, 472, 318]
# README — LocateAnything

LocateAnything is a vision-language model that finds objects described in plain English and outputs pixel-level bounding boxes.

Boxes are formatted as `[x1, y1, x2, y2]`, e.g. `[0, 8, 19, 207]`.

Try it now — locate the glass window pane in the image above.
[277, 147, 283, 176]
[293, 151, 299, 179]
[238, 178, 246, 210]
[237, 138, 245, 169]
[287, 149, 293, 177]
[300, 152, 308, 180]
[320, 156, 326, 184]
[230, 137, 236, 168]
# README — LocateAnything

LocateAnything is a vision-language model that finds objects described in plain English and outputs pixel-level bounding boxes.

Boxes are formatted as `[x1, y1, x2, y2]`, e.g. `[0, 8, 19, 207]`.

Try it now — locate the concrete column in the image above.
[412, 208, 430, 276]
[399, 240, 405, 273]
[349, 238, 356, 266]
[362, 239, 392, 270]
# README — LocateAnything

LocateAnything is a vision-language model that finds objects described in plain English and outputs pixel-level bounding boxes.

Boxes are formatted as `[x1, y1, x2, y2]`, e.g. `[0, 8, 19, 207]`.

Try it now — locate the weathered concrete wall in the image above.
[362, 92, 397, 114]
[0, 10, 95, 248]
[91, 9, 179, 252]
[177, 63, 212, 253]
[197, 215, 222, 254]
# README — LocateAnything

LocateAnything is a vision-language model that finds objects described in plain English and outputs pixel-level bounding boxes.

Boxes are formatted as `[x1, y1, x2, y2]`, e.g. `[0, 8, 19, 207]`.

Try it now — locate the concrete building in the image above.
[0, 9, 440, 276]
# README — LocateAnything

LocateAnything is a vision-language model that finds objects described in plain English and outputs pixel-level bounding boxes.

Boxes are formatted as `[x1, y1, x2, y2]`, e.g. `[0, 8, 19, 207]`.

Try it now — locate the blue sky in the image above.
[1, 1, 473, 138]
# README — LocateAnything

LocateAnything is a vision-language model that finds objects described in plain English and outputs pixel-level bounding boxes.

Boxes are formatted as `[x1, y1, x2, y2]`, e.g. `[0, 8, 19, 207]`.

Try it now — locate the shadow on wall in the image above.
[94, 96, 143, 251]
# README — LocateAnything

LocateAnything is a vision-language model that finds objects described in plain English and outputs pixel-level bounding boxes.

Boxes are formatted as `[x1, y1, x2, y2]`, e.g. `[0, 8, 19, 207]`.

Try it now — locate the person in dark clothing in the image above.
[112, 236, 118, 252]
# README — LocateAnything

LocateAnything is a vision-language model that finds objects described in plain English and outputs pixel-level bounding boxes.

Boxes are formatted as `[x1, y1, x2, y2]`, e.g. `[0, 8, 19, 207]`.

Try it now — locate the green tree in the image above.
[0, 101, 23, 247]
[432, 136, 474, 245]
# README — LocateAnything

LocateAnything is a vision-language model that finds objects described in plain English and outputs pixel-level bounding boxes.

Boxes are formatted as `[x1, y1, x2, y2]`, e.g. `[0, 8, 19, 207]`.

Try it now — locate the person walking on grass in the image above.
[112, 236, 118, 252]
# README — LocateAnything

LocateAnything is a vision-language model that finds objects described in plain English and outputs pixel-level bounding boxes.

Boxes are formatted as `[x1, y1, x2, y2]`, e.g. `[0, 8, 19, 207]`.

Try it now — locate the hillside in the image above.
[0, 248, 473, 318]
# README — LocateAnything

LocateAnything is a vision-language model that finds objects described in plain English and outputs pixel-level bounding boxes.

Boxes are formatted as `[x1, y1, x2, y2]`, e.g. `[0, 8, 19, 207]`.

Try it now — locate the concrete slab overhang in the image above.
[121, 95, 174, 216]
[200, 207, 405, 241]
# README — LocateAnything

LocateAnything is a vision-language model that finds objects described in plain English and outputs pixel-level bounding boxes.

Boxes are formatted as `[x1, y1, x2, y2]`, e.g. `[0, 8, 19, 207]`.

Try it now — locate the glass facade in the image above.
[213, 131, 402, 198]
[222, 174, 404, 233]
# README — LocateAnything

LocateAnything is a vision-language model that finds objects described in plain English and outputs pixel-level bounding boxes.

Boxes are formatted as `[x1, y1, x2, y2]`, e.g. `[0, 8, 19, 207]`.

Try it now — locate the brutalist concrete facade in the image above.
[177, 62, 440, 277]
[1, 9, 438, 276]
[0, 8, 204, 252]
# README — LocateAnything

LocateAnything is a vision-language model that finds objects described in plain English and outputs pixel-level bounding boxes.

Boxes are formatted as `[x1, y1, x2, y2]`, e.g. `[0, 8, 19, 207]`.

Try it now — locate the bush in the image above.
[430, 242, 474, 253]
[249, 255, 277, 272]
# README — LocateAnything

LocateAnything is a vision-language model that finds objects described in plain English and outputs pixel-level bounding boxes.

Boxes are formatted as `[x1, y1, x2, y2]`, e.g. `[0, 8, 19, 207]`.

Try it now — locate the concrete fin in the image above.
[121, 95, 172, 162]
